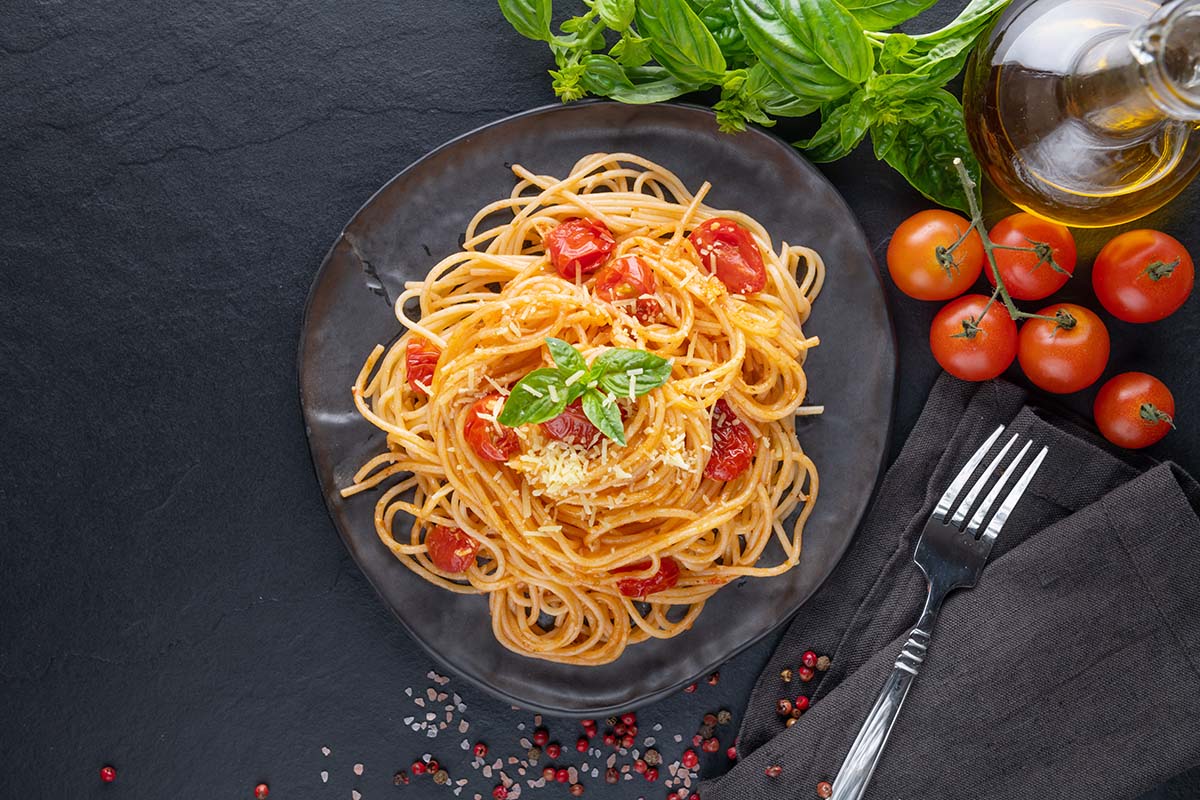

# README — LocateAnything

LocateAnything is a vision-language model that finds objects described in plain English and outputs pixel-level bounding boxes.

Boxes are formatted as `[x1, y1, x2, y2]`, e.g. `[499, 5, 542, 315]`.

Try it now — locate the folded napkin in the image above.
[700, 374, 1200, 800]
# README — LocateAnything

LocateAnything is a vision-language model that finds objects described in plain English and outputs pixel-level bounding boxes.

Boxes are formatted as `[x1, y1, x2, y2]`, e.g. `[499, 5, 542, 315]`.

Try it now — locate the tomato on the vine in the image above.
[1092, 229, 1194, 323]
[464, 393, 520, 462]
[929, 294, 1018, 381]
[886, 210, 984, 300]
[1093, 372, 1176, 449]
[688, 217, 767, 295]
[985, 213, 1076, 301]
[613, 557, 680, 598]
[543, 217, 616, 280]
[1017, 303, 1110, 394]
[425, 525, 480, 574]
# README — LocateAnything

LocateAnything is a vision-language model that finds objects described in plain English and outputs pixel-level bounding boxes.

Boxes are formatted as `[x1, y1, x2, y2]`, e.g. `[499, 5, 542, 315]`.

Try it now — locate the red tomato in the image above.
[464, 393, 520, 462]
[985, 213, 1077, 300]
[613, 558, 680, 598]
[929, 294, 1018, 381]
[541, 399, 602, 447]
[543, 217, 616, 280]
[1018, 303, 1110, 394]
[1092, 230, 1194, 323]
[886, 210, 984, 301]
[425, 525, 480, 573]
[1093, 372, 1176, 449]
[704, 399, 758, 480]
[594, 255, 662, 324]
[688, 217, 767, 295]
[405, 336, 441, 395]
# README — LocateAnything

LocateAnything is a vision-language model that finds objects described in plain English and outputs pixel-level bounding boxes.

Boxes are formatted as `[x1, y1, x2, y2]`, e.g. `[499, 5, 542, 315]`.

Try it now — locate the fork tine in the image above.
[979, 445, 1049, 543]
[949, 433, 1019, 527]
[931, 425, 1005, 522]
[965, 440, 1032, 536]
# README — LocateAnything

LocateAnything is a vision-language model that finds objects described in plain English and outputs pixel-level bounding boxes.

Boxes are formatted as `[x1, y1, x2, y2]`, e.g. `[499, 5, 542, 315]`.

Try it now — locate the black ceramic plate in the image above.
[298, 101, 895, 715]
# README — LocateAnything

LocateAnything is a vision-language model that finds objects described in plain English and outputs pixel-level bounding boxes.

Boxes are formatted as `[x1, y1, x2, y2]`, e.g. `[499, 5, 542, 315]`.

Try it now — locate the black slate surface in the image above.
[2, 1, 1198, 798]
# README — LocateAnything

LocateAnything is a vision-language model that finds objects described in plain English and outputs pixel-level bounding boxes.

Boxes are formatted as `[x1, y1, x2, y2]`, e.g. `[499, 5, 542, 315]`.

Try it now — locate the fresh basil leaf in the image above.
[714, 69, 777, 132]
[870, 115, 900, 160]
[582, 389, 627, 445]
[580, 55, 698, 102]
[546, 337, 588, 375]
[906, 0, 1011, 60]
[797, 90, 875, 161]
[874, 89, 977, 212]
[595, 0, 636, 30]
[610, 31, 654, 66]
[498, 368, 570, 426]
[498, 0, 553, 42]
[840, 0, 938, 31]
[634, 0, 727, 85]
[695, 0, 756, 67]
[592, 348, 672, 397]
[732, 0, 857, 103]
[878, 32, 917, 71]
[743, 63, 821, 117]
[733, 0, 872, 85]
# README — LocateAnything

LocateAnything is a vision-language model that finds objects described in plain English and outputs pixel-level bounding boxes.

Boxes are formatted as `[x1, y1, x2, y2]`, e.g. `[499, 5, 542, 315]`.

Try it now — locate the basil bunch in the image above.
[497, 338, 672, 445]
[497, 0, 1010, 212]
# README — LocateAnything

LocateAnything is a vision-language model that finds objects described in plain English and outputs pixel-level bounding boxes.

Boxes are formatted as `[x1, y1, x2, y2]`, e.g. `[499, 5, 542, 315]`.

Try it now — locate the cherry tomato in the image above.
[594, 255, 662, 323]
[541, 399, 602, 447]
[543, 217, 616, 280]
[405, 336, 441, 395]
[886, 210, 984, 301]
[1093, 372, 1176, 449]
[425, 525, 480, 573]
[688, 217, 767, 295]
[928, 294, 1018, 381]
[613, 557, 680, 598]
[1092, 230, 1194, 323]
[704, 398, 758, 480]
[1018, 303, 1110, 394]
[464, 393, 520, 462]
[985, 213, 1077, 301]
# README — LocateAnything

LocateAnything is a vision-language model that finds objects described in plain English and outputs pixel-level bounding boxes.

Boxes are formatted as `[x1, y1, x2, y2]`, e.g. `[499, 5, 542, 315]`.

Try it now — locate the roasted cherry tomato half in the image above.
[886, 210, 984, 301]
[704, 398, 758, 480]
[464, 393, 520, 462]
[541, 399, 602, 447]
[543, 217, 616, 280]
[613, 557, 680, 598]
[425, 525, 480, 573]
[405, 336, 441, 395]
[985, 213, 1077, 301]
[1018, 303, 1110, 394]
[929, 294, 1018, 381]
[688, 217, 767, 295]
[594, 255, 662, 324]
[1093, 372, 1176, 449]
[1092, 229, 1194, 323]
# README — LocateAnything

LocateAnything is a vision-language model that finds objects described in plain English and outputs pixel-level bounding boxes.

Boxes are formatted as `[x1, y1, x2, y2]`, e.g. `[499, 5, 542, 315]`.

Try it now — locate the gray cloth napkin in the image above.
[700, 374, 1200, 800]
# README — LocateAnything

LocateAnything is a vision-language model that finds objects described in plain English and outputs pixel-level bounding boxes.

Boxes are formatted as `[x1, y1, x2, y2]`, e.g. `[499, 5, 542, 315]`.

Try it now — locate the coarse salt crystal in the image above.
[427, 688, 438, 700]
[352, 792, 362, 800]
[353, 763, 364, 776]
[321, 771, 328, 783]
[459, 720, 469, 733]
[322, 747, 331, 756]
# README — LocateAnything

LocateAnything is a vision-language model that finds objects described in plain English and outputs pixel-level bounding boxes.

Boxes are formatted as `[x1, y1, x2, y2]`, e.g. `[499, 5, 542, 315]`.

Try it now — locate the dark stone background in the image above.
[2, 0, 1197, 797]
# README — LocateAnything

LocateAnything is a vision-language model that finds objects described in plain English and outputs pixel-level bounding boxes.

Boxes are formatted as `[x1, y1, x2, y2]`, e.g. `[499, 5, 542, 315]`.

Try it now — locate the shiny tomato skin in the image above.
[1092, 230, 1194, 323]
[405, 336, 441, 395]
[426, 525, 480, 573]
[544, 218, 616, 280]
[541, 399, 602, 447]
[1093, 372, 1175, 449]
[614, 558, 680, 598]
[929, 294, 1018, 381]
[886, 210, 984, 301]
[985, 213, 1077, 300]
[1018, 303, 1110, 394]
[464, 393, 520, 462]
[595, 255, 662, 324]
[688, 217, 767, 295]
[704, 399, 757, 480]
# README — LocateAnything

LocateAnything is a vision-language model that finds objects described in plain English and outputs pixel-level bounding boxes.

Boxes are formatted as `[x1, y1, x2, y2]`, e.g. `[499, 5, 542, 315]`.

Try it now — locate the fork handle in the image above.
[830, 591, 944, 800]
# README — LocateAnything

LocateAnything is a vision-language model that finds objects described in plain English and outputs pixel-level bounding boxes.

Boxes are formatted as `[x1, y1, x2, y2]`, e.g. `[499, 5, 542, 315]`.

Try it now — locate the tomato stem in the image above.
[1140, 403, 1176, 429]
[1143, 258, 1180, 281]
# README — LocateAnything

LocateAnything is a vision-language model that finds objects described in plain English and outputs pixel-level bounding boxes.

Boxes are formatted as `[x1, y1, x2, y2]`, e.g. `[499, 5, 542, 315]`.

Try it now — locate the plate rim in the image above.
[297, 99, 897, 715]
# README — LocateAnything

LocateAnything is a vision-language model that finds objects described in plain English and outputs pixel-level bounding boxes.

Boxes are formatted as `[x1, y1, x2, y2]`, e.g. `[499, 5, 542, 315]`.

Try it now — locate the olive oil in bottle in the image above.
[963, 0, 1200, 227]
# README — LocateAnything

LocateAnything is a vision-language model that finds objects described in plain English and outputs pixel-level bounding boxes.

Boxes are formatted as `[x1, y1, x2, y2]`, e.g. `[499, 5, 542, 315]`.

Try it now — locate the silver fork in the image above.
[831, 425, 1048, 800]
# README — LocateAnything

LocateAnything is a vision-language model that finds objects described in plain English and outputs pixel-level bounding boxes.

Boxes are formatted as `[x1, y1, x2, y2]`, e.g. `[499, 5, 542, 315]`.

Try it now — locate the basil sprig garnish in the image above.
[497, 337, 671, 445]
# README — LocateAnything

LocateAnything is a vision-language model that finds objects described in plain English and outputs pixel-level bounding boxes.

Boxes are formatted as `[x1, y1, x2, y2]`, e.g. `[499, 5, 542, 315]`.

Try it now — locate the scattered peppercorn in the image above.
[255, 783, 269, 799]
[692, 734, 704, 747]
[795, 696, 811, 713]
[621, 734, 635, 749]
[817, 781, 833, 798]
[614, 722, 627, 737]
[555, 768, 570, 784]
[780, 668, 793, 683]
[427, 759, 440, 773]
[702, 712, 718, 727]
[717, 709, 733, 725]
[99, 766, 117, 783]
[801, 650, 818, 669]
[644, 748, 662, 766]
[698, 724, 716, 739]
[785, 717, 798, 728]
[621, 712, 636, 726]
[816, 655, 831, 672]
[684, 682, 698, 693]
[492, 785, 509, 800]
[569, 784, 584, 797]
[605, 768, 619, 784]
[645, 767, 659, 782]
[582, 718, 595, 727]
[691, 795, 701, 800]
[527, 746, 542, 763]
[681, 749, 699, 769]
[776, 698, 793, 717]
[726, 746, 738, 760]
[576, 737, 588, 753]
[765, 765, 783, 778]
[411, 761, 428, 776]
[633, 759, 648, 774]
[433, 769, 450, 785]
[394, 771, 409, 785]
[627, 725, 639, 737]
[474, 742, 489, 758]
[546, 742, 562, 759]
[602, 732, 616, 747]
[702, 737, 720, 753]
[798, 666, 815, 682]
[532, 727, 550, 747]
[606, 716, 619, 726]
[707, 672, 720, 685]
[543, 767, 557, 781]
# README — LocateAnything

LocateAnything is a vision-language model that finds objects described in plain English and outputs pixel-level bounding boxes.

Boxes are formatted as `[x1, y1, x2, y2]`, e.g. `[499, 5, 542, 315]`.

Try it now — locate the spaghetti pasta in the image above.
[342, 153, 823, 665]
